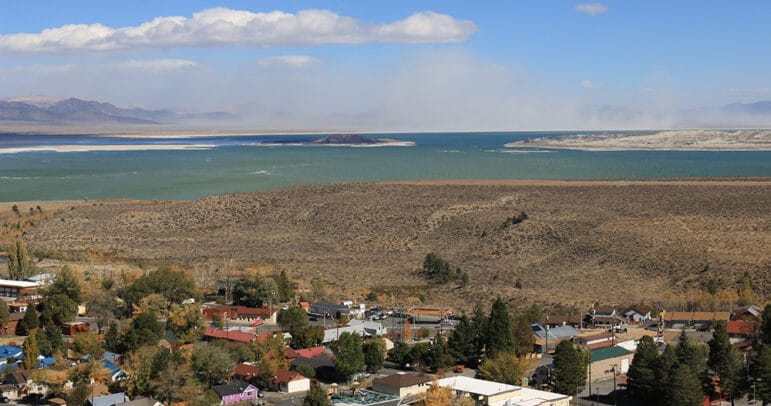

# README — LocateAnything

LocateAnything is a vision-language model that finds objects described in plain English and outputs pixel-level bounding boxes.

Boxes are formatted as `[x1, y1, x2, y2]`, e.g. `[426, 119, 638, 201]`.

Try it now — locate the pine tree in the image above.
[665, 363, 704, 406]
[627, 335, 660, 400]
[552, 340, 587, 397]
[22, 330, 39, 370]
[512, 314, 535, 357]
[471, 302, 488, 357]
[676, 330, 707, 378]
[48, 266, 82, 302]
[17, 304, 39, 335]
[756, 344, 771, 404]
[273, 269, 295, 303]
[448, 314, 478, 367]
[486, 297, 515, 357]
[105, 322, 122, 353]
[6, 239, 30, 280]
[708, 321, 743, 401]
[759, 304, 771, 346]
[0, 301, 9, 331]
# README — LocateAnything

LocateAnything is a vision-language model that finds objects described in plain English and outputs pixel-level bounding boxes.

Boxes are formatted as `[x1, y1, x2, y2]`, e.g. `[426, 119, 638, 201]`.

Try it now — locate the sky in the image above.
[1, 1, 770, 131]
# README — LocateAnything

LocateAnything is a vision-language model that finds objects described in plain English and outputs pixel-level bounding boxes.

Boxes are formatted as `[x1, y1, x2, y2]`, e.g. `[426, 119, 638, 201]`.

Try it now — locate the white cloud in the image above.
[575, 3, 608, 16]
[580, 79, 596, 88]
[114, 59, 199, 73]
[0, 8, 477, 53]
[256, 55, 321, 68]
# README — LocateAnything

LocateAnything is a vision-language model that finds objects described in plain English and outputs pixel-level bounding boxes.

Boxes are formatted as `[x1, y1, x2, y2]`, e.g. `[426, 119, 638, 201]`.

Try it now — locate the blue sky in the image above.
[1, 1, 770, 130]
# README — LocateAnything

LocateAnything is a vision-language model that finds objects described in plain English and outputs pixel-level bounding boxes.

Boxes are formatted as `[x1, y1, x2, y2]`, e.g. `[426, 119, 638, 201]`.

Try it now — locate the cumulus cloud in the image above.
[575, 3, 608, 16]
[580, 79, 596, 88]
[0, 8, 477, 53]
[256, 55, 321, 68]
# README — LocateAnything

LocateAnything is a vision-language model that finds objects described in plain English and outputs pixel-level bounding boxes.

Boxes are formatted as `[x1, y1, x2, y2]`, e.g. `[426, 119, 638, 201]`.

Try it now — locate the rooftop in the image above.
[0, 279, 40, 288]
[373, 373, 432, 388]
[436, 376, 520, 397]
[330, 389, 399, 406]
[590, 346, 633, 363]
[212, 381, 256, 397]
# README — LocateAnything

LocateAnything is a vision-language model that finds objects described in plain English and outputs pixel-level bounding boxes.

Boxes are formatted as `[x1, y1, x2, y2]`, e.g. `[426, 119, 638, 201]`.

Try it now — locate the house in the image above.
[372, 373, 432, 397]
[212, 382, 260, 405]
[102, 360, 127, 381]
[732, 305, 761, 321]
[586, 306, 626, 328]
[274, 369, 310, 394]
[532, 324, 578, 353]
[4, 312, 25, 335]
[575, 332, 616, 350]
[435, 376, 572, 406]
[290, 350, 336, 382]
[61, 321, 90, 336]
[202, 305, 278, 325]
[0, 279, 42, 300]
[588, 346, 633, 383]
[115, 397, 164, 406]
[203, 327, 256, 344]
[726, 320, 755, 343]
[322, 320, 388, 344]
[89, 392, 129, 406]
[623, 305, 652, 324]
[663, 311, 731, 328]
[309, 302, 350, 319]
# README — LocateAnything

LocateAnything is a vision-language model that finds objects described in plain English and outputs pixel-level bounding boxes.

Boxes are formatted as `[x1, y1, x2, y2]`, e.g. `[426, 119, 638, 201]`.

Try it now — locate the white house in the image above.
[436, 376, 572, 406]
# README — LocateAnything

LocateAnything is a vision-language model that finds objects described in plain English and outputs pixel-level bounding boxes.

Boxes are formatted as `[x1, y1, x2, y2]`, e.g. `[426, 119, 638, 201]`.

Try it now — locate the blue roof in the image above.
[39, 357, 56, 368]
[0, 345, 22, 360]
[531, 324, 579, 341]
[102, 352, 120, 363]
[102, 361, 126, 380]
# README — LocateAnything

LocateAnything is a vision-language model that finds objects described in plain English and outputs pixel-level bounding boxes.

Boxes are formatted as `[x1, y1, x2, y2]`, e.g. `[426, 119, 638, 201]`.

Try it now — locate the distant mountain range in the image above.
[0, 96, 235, 125]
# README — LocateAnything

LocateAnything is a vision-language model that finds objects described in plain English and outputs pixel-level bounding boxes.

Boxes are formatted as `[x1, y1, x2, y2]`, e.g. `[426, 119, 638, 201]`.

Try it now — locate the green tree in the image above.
[191, 343, 237, 386]
[22, 330, 39, 370]
[0, 300, 9, 330]
[422, 253, 458, 283]
[471, 302, 488, 359]
[303, 383, 330, 406]
[656, 344, 678, 394]
[17, 304, 39, 335]
[123, 312, 164, 351]
[232, 272, 277, 307]
[121, 268, 199, 312]
[362, 337, 386, 373]
[72, 331, 105, 359]
[665, 363, 704, 406]
[151, 361, 195, 405]
[36, 326, 65, 357]
[273, 270, 294, 303]
[388, 340, 411, 368]
[294, 326, 325, 349]
[708, 321, 743, 402]
[755, 344, 771, 404]
[166, 303, 204, 343]
[448, 315, 478, 367]
[552, 340, 587, 397]
[627, 335, 660, 401]
[6, 239, 30, 280]
[511, 314, 535, 357]
[425, 336, 454, 372]
[105, 322, 122, 353]
[486, 297, 515, 357]
[278, 306, 308, 337]
[759, 303, 771, 346]
[676, 330, 707, 378]
[211, 312, 224, 329]
[47, 266, 82, 302]
[477, 351, 527, 385]
[39, 294, 78, 327]
[331, 332, 364, 382]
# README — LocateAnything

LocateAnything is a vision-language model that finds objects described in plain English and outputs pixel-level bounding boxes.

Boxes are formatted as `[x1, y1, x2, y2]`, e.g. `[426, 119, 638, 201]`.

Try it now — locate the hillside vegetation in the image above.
[22, 181, 771, 310]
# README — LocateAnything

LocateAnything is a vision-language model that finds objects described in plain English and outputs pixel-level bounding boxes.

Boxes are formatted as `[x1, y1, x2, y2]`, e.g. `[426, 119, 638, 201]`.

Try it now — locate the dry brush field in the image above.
[22, 180, 771, 310]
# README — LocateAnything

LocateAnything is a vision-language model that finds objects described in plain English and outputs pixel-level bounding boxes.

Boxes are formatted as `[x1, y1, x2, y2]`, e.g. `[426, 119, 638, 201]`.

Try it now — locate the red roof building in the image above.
[204, 328, 256, 344]
[726, 320, 754, 337]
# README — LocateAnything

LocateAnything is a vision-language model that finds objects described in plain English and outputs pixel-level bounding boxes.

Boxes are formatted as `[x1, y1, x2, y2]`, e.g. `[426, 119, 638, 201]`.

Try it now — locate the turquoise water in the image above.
[1, 132, 769, 201]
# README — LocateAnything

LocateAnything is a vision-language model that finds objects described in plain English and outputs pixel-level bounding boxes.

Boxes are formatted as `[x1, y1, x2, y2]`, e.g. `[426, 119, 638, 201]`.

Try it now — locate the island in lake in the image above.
[256, 133, 415, 147]
[505, 129, 771, 151]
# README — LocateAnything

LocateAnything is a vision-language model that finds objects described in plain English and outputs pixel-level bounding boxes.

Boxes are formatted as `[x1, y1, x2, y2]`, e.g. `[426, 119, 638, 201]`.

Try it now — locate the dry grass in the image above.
[20, 180, 771, 311]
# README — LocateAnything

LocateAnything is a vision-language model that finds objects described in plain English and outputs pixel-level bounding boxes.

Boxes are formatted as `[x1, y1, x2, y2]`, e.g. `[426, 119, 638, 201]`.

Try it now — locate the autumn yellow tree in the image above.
[477, 351, 528, 385]
[403, 319, 412, 342]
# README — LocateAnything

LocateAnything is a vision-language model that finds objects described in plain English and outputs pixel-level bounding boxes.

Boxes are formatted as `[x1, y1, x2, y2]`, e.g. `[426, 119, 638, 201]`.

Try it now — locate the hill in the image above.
[0, 97, 235, 125]
[22, 180, 771, 310]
